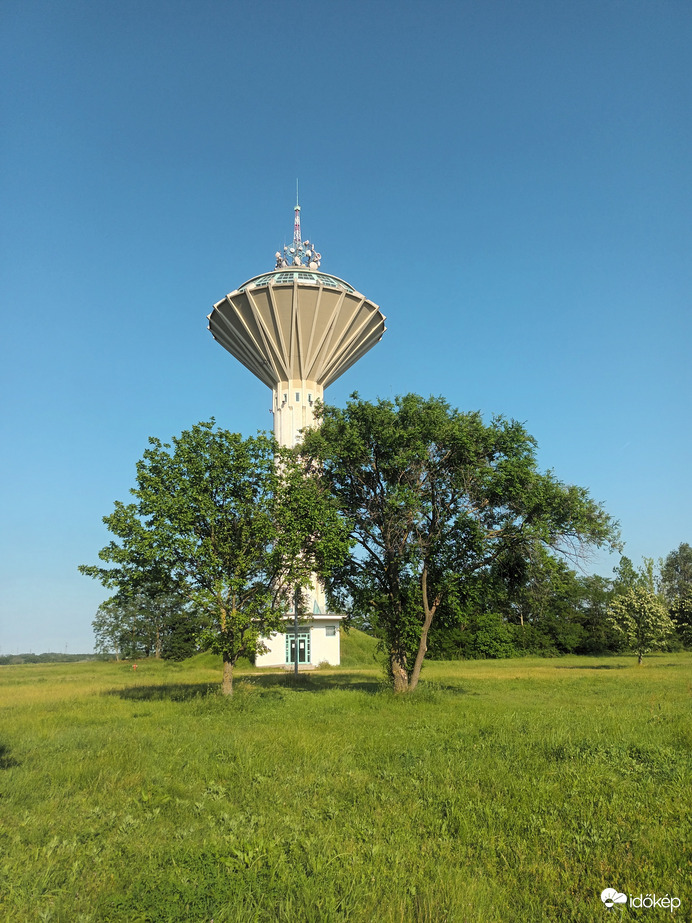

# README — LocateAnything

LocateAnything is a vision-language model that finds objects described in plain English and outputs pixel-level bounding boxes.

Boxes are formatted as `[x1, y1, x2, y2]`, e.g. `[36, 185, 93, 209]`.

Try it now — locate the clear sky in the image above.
[1, 0, 690, 653]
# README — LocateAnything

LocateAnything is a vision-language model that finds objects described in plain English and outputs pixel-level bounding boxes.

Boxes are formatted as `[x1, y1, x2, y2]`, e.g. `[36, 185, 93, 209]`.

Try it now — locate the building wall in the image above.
[310, 620, 341, 665]
[255, 630, 286, 667]
[255, 618, 342, 667]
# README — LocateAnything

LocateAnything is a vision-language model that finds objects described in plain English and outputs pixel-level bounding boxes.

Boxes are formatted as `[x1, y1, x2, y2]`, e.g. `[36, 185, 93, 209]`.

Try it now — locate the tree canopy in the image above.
[300, 394, 620, 691]
[607, 586, 675, 664]
[660, 543, 692, 599]
[660, 543, 692, 646]
[91, 585, 196, 661]
[80, 420, 347, 693]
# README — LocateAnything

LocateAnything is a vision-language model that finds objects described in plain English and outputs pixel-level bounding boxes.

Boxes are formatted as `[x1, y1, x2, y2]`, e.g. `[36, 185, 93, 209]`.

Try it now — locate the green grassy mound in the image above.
[339, 625, 380, 668]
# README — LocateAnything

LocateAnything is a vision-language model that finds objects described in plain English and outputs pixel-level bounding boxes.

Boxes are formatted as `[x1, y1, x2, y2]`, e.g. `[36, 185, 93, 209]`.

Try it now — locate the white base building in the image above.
[255, 615, 343, 667]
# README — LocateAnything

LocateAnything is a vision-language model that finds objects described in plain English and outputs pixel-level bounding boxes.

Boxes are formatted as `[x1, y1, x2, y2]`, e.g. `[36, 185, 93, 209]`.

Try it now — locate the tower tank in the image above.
[207, 199, 386, 448]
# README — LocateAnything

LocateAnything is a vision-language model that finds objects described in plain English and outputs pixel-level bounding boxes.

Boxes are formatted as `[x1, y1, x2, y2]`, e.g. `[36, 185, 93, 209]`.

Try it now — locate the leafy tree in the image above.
[301, 394, 619, 692]
[660, 543, 692, 647]
[138, 586, 190, 658]
[160, 606, 203, 661]
[660, 543, 692, 597]
[606, 586, 675, 664]
[573, 573, 621, 654]
[466, 613, 515, 659]
[91, 586, 196, 660]
[612, 555, 646, 593]
[92, 597, 131, 660]
[81, 421, 346, 694]
[487, 545, 588, 654]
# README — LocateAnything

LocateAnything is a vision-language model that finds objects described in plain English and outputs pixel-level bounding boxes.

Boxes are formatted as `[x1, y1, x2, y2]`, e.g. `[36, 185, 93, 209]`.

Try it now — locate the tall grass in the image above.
[0, 644, 690, 922]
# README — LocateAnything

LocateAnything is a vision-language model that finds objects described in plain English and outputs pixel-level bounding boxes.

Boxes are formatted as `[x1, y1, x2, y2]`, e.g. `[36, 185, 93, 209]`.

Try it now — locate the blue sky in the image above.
[1, 0, 690, 653]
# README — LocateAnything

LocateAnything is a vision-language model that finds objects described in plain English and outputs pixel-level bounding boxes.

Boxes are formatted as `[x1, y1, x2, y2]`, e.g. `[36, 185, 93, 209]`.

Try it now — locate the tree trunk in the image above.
[390, 653, 409, 693]
[409, 565, 439, 692]
[222, 655, 234, 695]
[638, 651, 643, 665]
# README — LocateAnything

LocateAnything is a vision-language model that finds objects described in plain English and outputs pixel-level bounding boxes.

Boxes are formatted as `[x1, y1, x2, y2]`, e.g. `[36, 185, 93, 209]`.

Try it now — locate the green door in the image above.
[286, 632, 311, 665]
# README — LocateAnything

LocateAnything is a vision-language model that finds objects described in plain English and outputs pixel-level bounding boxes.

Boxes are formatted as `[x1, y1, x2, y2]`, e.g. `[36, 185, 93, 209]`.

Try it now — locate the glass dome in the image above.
[237, 268, 355, 294]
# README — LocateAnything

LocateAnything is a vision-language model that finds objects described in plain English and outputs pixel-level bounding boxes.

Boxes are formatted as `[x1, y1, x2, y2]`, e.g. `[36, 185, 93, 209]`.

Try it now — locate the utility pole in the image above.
[293, 585, 301, 678]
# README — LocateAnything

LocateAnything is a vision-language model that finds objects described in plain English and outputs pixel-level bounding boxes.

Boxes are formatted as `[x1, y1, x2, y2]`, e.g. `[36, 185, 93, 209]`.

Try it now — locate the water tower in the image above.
[207, 199, 386, 666]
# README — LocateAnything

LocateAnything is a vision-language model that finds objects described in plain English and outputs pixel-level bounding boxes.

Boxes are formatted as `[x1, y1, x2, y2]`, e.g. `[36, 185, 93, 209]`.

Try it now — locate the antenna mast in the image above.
[293, 180, 302, 250]
[275, 185, 322, 269]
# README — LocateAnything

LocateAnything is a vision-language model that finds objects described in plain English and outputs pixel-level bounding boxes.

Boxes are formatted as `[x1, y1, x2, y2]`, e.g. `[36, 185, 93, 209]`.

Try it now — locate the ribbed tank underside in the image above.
[208, 272, 386, 389]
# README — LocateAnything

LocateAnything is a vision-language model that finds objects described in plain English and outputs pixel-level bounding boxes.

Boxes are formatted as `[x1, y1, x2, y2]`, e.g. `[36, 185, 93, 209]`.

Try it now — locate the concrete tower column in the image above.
[272, 380, 324, 449]
[272, 379, 326, 614]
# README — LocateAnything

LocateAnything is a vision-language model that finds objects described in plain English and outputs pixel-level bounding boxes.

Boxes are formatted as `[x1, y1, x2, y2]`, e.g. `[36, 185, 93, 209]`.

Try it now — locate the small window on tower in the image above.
[326, 625, 336, 637]
[295, 392, 300, 402]
[283, 393, 287, 404]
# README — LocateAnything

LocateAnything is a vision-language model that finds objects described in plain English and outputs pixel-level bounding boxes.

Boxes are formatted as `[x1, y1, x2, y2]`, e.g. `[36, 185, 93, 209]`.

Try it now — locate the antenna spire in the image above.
[293, 180, 302, 251]
[275, 187, 322, 270]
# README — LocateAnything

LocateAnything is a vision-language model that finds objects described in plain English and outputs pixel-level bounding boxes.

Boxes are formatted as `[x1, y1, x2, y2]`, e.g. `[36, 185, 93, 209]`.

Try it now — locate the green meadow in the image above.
[1, 634, 690, 922]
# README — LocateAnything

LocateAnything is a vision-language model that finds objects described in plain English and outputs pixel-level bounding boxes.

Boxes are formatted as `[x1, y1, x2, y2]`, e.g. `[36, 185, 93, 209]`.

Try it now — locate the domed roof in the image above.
[238, 268, 355, 294]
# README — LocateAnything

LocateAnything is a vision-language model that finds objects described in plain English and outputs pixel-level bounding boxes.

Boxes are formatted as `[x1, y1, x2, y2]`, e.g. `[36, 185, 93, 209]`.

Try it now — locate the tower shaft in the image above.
[272, 379, 323, 448]
[273, 377, 327, 614]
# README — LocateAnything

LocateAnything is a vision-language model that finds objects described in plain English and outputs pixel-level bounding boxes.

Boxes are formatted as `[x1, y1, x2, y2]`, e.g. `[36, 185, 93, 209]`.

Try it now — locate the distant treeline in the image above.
[0, 653, 102, 665]
[371, 546, 692, 661]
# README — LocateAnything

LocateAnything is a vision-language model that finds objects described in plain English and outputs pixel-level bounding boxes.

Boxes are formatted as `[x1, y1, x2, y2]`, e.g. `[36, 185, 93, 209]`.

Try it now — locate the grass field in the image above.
[1, 634, 690, 922]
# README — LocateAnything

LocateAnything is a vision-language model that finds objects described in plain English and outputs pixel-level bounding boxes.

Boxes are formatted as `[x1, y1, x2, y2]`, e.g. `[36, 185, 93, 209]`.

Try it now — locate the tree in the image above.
[612, 555, 645, 594]
[573, 573, 621, 654]
[660, 543, 692, 647]
[485, 544, 589, 654]
[606, 586, 675, 664]
[81, 421, 346, 694]
[91, 585, 196, 660]
[92, 597, 131, 660]
[465, 612, 516, 659]
[160, 606, 203, 661]
[301, 394, 619, 692]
